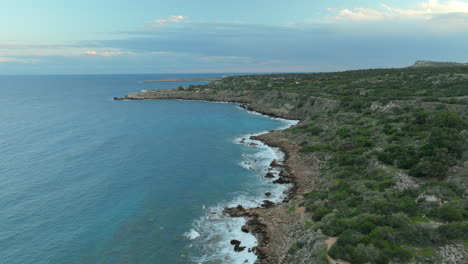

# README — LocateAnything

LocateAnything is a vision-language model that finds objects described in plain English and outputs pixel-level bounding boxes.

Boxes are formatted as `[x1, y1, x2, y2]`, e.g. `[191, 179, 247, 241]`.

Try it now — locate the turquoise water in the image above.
[0, 74, 291, 264]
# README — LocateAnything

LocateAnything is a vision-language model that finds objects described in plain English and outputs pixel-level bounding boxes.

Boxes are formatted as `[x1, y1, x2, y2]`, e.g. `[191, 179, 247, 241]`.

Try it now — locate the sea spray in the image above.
[186, 115, 298, 264]
[0, 74, 293, 264]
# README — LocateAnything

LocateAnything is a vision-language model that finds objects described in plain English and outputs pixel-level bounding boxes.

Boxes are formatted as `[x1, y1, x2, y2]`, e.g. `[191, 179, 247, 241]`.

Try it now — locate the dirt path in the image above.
[325, 237, 350, 264]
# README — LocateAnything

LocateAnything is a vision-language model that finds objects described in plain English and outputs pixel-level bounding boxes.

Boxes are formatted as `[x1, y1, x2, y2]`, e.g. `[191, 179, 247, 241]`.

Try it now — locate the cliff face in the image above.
[117, 89, 340, 120]
[411, 60, 468, 68]
[115, 65, 468, 264]
[116, 89, 337, 263]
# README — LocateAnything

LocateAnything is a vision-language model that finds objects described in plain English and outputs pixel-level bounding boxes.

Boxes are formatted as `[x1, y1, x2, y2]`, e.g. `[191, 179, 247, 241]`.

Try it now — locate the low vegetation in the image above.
[296, 108, 466, 264]
[193, 64, 468, 263]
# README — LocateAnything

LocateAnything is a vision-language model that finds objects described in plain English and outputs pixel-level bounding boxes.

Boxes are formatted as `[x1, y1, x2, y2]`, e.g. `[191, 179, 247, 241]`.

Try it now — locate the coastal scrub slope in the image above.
[116, 62, 468, 264]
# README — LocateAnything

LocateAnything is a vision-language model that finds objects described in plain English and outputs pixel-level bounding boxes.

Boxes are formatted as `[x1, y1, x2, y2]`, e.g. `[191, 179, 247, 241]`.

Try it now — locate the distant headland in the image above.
[116, 61, 468, 264]
[143, 78, 222, 83]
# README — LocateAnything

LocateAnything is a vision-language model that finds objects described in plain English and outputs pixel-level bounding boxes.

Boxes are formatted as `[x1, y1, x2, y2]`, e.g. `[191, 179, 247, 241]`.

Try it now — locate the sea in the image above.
[0, 74, 297, 264]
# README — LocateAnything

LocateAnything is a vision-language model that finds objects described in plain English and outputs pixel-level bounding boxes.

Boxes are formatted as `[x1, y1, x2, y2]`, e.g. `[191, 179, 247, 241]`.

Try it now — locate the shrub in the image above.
[437, 222, 468, 240]
[409, 159, 450, 179]
[312, 208, 332, 221]
[432, 110, 466, 130]
[289, 122, 324, 135]
[322, 218, 348, 236]
[329, 230, 362, 261]
[431, 205, 464, 222]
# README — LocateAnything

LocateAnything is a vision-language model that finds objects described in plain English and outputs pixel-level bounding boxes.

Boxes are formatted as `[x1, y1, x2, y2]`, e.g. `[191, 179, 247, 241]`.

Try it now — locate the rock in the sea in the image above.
[273, 177, 291, 184]
[241, 224, 250, 233]
[265, 192, 272, 197]
[224, 205, 248, 217]
[265, 172, 275, 178]
[261, 200, 275, 208]
[230, 239, 241, 246]
[234, 245, 246, 252]
[230, 239, 246, 252]
[270, 159, 281, 167]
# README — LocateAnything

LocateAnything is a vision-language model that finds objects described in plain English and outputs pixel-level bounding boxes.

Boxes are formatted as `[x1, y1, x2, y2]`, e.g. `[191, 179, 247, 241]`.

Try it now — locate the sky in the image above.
[1, 0, 468, 74]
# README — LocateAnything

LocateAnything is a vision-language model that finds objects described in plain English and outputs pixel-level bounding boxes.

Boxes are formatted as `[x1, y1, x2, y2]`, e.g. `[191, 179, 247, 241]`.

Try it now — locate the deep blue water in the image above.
[0, 74, 288, 264]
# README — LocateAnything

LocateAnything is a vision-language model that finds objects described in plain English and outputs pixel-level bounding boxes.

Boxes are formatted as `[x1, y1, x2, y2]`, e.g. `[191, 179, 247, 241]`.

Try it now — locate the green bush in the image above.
[432, 110, 466, 130]
[431, 205, 464, 222]
[437, 222, 468, 240]
[322, 218, 348, 236]
[329, 230, 362, 261]
[312, 208, 332, 221]
[409, 158, 450, 179]
[289, 122, 324, 135]
[300, 144, 333, 153]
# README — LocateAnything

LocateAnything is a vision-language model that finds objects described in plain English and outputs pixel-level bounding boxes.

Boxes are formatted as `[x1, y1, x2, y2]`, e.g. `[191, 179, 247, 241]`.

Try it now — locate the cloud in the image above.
[332, 8, 387, 21]
[0, 57, 40, 63]
[2, 3, 468, 74]
[382, 0, 468, 18]
[329, 0, 468, 22]
[154, 15, 187, 24]
[91, 18, 467, 71]
[144, 15, 188, 29]
[84, 50, 134, 56]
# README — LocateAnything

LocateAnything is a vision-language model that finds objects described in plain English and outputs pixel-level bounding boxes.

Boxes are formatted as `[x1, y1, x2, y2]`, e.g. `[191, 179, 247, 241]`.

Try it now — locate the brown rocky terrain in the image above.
[115, 65, 468, 264]
[115, 88, 338, 263]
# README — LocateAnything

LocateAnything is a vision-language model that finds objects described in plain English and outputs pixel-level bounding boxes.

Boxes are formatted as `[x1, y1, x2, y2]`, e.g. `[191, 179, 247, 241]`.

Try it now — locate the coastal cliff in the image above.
[116, 64, 468, 264]
[115, 89, 340, 120]
[116, 88, 339, 263]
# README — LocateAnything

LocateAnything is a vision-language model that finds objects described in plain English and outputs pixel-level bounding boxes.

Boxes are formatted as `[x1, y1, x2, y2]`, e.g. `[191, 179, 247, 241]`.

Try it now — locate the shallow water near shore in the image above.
[0, 74, 292, 264]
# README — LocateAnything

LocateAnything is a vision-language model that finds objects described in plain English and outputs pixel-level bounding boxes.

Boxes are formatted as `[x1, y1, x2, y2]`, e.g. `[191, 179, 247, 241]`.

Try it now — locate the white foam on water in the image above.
[185, 109, 299, 264]
[184, 229, 201, 240]
[236, 105, 299, 130]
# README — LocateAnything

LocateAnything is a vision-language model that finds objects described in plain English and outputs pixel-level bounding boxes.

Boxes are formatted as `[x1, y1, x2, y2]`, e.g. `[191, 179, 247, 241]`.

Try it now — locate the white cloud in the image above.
[382, 0, 468, 18]
[334, 8, 387, 21]
[154, 15, 187, 24]
[0, 57, 40, 63]
[330, 0, 468, 21]
[84, 50, 134, 56]
[144, 15, 189, 29]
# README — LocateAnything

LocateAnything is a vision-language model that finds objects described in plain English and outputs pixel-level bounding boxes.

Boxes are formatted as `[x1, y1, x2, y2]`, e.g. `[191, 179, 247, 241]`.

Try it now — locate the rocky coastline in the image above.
[114, 88, 338, 263]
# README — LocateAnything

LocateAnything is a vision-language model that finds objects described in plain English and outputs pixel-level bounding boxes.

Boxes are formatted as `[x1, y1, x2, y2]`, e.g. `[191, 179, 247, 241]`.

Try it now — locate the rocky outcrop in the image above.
[410, 60, 468, 68]
[115, 88, 329, 263]
[223, 205, 250, 217]
[437, 243, 468, 264]
[230, 239, 246, 252]
[261, 200, 275, 208]
[115, 89, 339, 120]
[241, 130, 326, 264]
[270, 159, 282, 167]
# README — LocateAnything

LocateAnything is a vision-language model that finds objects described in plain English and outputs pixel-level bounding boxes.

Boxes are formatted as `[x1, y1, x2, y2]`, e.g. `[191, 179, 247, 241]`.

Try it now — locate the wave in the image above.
[184, 229, 201, 240]
[185, 114, 298, 264]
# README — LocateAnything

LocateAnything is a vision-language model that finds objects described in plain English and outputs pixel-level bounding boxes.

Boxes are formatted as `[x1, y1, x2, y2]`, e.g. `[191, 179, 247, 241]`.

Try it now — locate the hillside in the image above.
[117, 64, 468, 264]
[411, 61, 468, 68]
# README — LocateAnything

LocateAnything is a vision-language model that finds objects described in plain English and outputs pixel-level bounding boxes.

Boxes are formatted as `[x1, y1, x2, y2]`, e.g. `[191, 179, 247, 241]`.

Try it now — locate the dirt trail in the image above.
[325, 237, 350, 264]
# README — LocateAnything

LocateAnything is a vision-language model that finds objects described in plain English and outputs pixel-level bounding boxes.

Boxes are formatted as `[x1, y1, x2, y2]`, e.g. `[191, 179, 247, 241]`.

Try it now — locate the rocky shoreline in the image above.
[114, 89, 335, 263]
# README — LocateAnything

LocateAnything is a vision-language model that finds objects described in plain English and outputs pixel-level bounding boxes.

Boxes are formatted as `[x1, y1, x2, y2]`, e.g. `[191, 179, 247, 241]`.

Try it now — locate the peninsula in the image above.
[143, 78, 222, 83]
[116, 62, 468, 264]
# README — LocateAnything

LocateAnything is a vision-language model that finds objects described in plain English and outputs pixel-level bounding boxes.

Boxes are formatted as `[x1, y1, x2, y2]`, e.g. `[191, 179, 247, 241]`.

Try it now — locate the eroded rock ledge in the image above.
[114, 88, 339, 263]
[114, 89, 340, 121]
